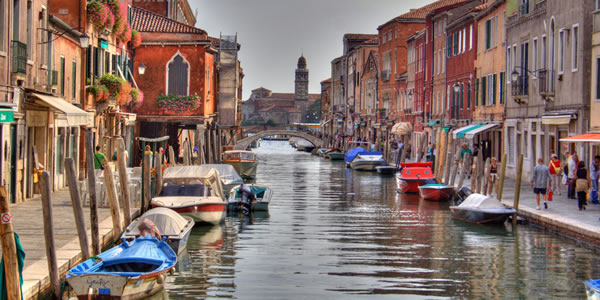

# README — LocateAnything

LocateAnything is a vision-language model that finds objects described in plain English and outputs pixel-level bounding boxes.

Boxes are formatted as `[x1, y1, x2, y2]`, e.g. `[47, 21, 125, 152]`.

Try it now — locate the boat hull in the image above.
[449, 207, 517, 224]
[227, 200, 269, 212]
[152, 203, 226, 225]
[351, 160, 386, 171]
[327, 152, 345, 160]
[397, 179, 430, 193]
[68, 273, 167, 300]
[226, 161, 257, 179]
[418, 186, 455, 201]
[376, 166, 397, 175]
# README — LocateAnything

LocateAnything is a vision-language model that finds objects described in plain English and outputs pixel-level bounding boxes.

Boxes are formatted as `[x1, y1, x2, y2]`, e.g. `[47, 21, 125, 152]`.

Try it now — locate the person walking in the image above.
[549, 154, 562, 196]
[575, 161, 591, 211]
[567, 152, 577, 199]
[488, 157, 499, 195]
[531, 158, 552, 210]
[590, 156, 600, 202]
[94, 146, 106, 170]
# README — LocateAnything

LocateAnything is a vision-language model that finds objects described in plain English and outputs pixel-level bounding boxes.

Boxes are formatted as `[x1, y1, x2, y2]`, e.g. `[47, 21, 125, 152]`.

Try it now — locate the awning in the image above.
[391, 122, 412, 135]
[453, 123, 480, 138]
[559, 133, 600, 144]
[427, 119, 441, 127]
[541, 112, 577, 125]
[31, 93, 92, 127]
[462, 123, 500, 139]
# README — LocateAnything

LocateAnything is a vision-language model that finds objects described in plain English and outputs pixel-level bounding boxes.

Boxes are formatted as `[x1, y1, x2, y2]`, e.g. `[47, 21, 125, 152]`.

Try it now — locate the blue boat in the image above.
[585, 279, 600, 299]
[66, 235, 177, 299]
[345, 147, 385, 171]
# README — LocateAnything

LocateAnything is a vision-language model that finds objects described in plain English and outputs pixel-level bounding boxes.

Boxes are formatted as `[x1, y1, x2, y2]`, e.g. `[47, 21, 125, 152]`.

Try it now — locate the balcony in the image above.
[11, 41, 27, 76]
[538, 69, 555, 98]
[511, 74, 529, 103]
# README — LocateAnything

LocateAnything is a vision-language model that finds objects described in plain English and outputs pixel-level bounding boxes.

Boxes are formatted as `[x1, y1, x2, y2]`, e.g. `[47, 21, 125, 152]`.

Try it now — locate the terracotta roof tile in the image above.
[344, 33, 379, 41]
[398, 0, 471, 20]
[131, 6, 207, 34]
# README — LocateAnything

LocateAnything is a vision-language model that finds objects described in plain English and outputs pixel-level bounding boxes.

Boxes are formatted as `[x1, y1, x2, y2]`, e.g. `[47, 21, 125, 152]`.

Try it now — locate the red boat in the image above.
[418, 184, 455, 201]
[396, 162, 436, 193]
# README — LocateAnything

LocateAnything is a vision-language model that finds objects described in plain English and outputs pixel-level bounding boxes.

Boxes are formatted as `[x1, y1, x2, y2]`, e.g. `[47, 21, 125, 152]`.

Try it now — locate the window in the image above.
[481, 76, 486, 105]
[394, 48, 397, 74]
[26, 0, 32, 59]
[462, 28, 466, 53]
[542, 35, 547, 69]
[533, 38, 538, 78]
[572, 24, 579, 72]
[597, 0, 600, 10]
[485, 18, 494, 50]
[453, 33, 458, 55]
[508, 127, 516, 165]
[447, 36, 452, 57]
[469, 25, 473, 50]
[40, 6, 47, 65]
[93, 47, 99, 78]
[520, 42, 529, 95]
[506, 46, 511, 82]
[72, 61, 76, 101]
[12, 0, 19, 42]
[500, 72, 505, 104]
[478, 24, 482, 53]
[492, 73, 497, 104]
[550, 19, 555, 72]
[0, 0, 4, 51]
[475, 78, 479, 106]
[559, 29, 564, 73]
[467, 82, 471, 108]
[388, 31, 392, 42]
[597, 57, 600, 100]
[86, 46, 92, 83]
[167, 54, 189, 96]
[460, 83, 464, 110]
[105, 52, 110, 74]
[60, 56, 65, 96]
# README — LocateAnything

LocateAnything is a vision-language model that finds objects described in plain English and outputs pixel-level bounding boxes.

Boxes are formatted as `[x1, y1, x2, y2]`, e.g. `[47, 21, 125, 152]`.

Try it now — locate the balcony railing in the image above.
[11, 41, 27, 76]
[538, 69, 555, 97]
[50, 70, 58, 86]
[511, 74, 529, 97]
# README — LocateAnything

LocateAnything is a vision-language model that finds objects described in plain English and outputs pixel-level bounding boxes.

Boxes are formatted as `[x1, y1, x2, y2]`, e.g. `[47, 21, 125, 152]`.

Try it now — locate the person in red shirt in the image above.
[549, 154, 562, 196]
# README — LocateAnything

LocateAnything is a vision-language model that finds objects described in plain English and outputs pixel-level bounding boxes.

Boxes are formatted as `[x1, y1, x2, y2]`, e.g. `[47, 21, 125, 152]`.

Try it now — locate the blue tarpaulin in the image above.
[345, 147, 370, 163]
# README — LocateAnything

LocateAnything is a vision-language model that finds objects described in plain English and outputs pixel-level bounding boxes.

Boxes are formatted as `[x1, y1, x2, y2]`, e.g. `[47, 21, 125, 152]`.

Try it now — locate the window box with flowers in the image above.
[157, 94, 201, 113]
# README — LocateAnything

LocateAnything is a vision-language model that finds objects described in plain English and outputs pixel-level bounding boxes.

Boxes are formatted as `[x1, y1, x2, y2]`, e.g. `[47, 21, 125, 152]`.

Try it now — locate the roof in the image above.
[344, 33, 379, 41]
[131, 6, 207, 34]
[378, 0, 472, 29]
[321, 78, 332, 83]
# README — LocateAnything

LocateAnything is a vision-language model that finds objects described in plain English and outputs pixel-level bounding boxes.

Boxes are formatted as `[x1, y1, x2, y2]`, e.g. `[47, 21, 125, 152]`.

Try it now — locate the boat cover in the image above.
[162, 167, 225, 201]
[345, 147, 378, 162]
[420, 184, 453, 189]
[458, 194, 505, 209]
[355, 154, 384, 161]
[200, 164, 243, 185]
[126, 208, 192, 237]
[234, 185, 268, 199]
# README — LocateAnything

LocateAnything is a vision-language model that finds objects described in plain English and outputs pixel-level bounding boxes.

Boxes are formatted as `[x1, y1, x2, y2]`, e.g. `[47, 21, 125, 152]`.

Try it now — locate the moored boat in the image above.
[449, 192, 517, 224]
[376, 166, 397, 175]
[350, 153, 386, 171]
[198, 164, 244, 195]
[227, 184, 273, 211]
[585, 279, 600, 300]
[66, 235, 177, 300]
[418, 184, 455, 201]
[326, 151, 345, 160]
[151, 166, 227, 225]
[295, 140, 315, 152]
[396, 162, 436, 193]
[123, 207, 194, 255]
[222, 150, 257, 179]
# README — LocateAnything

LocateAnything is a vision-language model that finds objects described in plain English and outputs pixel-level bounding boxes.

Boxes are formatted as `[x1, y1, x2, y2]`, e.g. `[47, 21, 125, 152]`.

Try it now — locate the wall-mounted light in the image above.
[138, 63, 146, 75]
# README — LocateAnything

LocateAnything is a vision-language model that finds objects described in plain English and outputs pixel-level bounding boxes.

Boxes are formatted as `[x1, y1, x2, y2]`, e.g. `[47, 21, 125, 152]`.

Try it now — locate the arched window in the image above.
[167, 54, 189, 96]
[550, 18, 555, 73]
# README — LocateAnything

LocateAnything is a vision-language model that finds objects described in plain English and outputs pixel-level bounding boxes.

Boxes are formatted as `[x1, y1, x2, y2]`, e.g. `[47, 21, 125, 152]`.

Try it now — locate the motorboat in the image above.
[396, 162, 436, 193]
[316, 148, 331, 157]
[376, 166, 397, 175]
[123, 207, 194, 255]
[449, 189, 517, 224]
[222, 150, 257, 179]
[227, 184, 273, 211]
[326, 150, 345, 160]
[295, 140, 316, 152]
[197, 164, 244, 195]
[66, 235, 176, 300]
[151, 166, 227, 225]
[350, 153, 386, 171]
[585, 279, 600, 300]
[344, 147, 369, 167]
[418, 184, 455, 201]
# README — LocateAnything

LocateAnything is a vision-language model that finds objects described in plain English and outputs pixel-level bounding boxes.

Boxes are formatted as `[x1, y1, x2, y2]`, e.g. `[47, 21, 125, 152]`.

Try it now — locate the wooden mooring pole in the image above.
[155, 149, 163, 196]
[116, 138, 132, 227]
[103, 159, 122, 238]
[457, 153, 470, 189]
[40, 171, 59, 299]
[497, 153, 508, 201]
[84, 130, 100, 255]
[512, 154, 524, 226]
[64, 158, 90, 260]
[143, 152, 151, 213]
[482, 158, 492, 195]
[0, 187, 21, 300]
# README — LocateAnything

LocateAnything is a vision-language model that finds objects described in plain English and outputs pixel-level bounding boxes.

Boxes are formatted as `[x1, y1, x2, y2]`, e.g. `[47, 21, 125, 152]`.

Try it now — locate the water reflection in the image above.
[164, 140, 600, 299]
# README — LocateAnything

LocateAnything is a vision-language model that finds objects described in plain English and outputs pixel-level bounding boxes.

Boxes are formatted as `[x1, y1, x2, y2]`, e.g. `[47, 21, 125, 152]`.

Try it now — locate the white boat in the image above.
[123, 207, 194, 255]
[449, 193, 517, 224]
[151, 166, 227, 225]
[350, 154, 386, 171]
[227, 184, 273, 211]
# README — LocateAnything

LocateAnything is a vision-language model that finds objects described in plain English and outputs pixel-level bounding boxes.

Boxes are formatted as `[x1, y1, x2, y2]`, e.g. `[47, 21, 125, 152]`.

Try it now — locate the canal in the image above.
[165, 140, 600, 299]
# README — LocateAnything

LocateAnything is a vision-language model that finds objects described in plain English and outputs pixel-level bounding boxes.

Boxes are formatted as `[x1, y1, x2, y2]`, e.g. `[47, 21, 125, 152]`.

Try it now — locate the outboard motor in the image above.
[451, 187, 473, 206]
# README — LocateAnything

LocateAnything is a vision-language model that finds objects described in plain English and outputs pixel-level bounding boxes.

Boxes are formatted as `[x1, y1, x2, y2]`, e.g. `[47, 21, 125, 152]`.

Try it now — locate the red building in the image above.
[445, 4, 482, 126]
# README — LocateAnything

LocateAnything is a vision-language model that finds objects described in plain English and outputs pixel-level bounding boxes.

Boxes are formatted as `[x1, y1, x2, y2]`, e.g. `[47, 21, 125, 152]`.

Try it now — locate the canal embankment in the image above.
[1, 189, 139, 300]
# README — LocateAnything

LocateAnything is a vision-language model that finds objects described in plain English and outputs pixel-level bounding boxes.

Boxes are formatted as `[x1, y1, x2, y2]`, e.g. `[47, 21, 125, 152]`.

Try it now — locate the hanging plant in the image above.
[157, 94, 201, 112]
[129, 30, 142, 48]
[89, 84, 109, 103]
[87, 1, 109, 30]
[99, 73, 124, 97]
[104, 9, 115, 30]
[118, 23, 132, 43]
[117, 81, 132, 105]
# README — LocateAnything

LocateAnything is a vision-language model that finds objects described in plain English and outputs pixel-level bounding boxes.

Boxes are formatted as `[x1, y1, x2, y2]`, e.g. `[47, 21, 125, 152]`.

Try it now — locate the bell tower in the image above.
[295, 55, 309, 100]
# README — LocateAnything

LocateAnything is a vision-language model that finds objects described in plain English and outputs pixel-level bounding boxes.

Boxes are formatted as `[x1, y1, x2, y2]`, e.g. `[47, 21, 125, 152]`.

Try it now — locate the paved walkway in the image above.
[2, 189, 139, 300]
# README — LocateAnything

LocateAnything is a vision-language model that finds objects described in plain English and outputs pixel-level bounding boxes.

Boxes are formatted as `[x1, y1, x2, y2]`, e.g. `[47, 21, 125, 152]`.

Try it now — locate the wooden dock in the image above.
[0, 189, 139, 299]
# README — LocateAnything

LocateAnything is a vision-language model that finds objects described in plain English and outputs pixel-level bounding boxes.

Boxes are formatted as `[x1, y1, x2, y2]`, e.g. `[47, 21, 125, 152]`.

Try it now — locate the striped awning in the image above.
[559, 133, 600, 144]
[454, 123, 500, 139]
[453, 124, 480, 139]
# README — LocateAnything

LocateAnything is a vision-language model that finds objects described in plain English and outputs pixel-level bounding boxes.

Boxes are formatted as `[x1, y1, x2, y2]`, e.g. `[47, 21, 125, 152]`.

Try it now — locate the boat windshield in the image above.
[240, 152, 255, 160]
[160, 183, 206, 197]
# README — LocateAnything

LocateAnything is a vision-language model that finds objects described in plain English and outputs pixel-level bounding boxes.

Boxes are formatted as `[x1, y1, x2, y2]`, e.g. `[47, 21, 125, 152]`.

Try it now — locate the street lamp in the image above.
[79, 33, 90, 48]
[452, 82, 460, 93]
[138, 63, 146, 75]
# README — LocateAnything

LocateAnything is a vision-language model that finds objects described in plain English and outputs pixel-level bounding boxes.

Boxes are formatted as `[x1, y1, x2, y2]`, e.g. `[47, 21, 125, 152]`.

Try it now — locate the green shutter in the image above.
[492, 74, 497, 104]
[475, 78, 479, 106]
[500, 72, 505, 104]
[447, 36, 452, 57]
[486, 20, 491, 50]
[60, 57, 65, 96]
[467, 82, 471, 108]
[460, 84, 464, 109]
[72, 61, 76, 100]
[482, 77, 486, 105]
[93, 47, 99, 77]
[86, 46, 92, 83]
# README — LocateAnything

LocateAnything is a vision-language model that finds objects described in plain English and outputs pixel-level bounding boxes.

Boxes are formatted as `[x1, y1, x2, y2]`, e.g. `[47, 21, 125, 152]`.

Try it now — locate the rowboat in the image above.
[396, 162, 436, 193]
[227, 184, 273, 211]
[222, 150, 257, 179]
[418, 184, 455, 201]
[350, 153, 386, 171]
[66, 235, 177, 300]
[151, 166, 227, 225]
[585, 279, 600, 299]
[449, 193, 517, 224]
[123, 207, 194, 255]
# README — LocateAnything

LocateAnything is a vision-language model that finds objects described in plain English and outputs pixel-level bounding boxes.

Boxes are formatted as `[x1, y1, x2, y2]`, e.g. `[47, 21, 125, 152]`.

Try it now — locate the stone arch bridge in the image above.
[235, 130, 324, 150]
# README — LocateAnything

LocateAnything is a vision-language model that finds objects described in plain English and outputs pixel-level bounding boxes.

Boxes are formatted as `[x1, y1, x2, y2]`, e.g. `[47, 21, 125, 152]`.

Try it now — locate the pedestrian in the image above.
[531, 158, 552, 210]
[426, 143, 436, 172]
[548, 154, 562, 196]
[568, 153, 578, 199]
[590, 155, 600, 202]
[94, 146, 106, 170]
[575, 161, 591, 211]
[460, 143, 472, 160]
[488, 157, 499, 195]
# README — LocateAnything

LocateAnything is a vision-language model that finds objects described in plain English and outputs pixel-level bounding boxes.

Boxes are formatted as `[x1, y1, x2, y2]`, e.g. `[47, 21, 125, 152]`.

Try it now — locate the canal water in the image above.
[165, 140, 600, 299]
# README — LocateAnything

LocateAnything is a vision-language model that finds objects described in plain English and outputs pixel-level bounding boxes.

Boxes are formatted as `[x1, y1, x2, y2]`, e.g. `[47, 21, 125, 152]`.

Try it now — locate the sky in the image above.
[190, 0, 435, 99]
